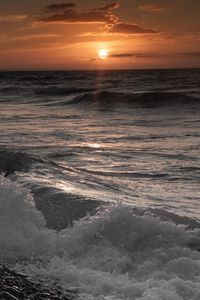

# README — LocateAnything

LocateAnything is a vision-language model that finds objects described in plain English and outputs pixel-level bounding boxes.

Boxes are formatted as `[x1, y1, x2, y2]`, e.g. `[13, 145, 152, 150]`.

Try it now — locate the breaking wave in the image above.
[0, 177, 55, 259]
[1, 177, 200, 299]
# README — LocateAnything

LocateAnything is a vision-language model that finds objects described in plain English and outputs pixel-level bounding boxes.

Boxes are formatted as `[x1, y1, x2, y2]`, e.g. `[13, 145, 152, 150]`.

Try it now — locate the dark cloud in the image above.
[181, 51, 200, 57]
[138, 4, 165, 12]
[99, 3, 119, 11]
[38, 2, 157, 35]
[45, 3, 76, 11]
[110, 52, 200, 59]
[111, 53, 134, 58]
[110, 52, 158, 58]
[38, 11, 108, 23]
[109, 22, 158, 34]
[38, 2, 118, 24]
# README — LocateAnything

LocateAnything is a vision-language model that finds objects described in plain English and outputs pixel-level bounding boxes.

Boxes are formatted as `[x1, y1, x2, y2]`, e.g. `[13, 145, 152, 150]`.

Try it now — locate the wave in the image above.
[133, 207, 200, 230]
[33, 186, 101, 230]
[35, 86, 96, 96]
[0, 176, 55, 259]
[1, 177, 200, 299]
[0, 150, 101, 229]
[0, 150, 42, 176]
[66, 90, 200, 110]
[0, 86, 26, 94]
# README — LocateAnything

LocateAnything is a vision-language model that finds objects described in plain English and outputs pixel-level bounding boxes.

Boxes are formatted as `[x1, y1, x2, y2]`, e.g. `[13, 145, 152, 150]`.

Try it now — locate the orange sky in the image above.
[0, 0, 200, 70]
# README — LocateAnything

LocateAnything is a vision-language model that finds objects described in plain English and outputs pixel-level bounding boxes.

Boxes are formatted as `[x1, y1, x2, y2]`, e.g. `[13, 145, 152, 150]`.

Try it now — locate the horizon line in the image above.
[0, 67, 200, 72]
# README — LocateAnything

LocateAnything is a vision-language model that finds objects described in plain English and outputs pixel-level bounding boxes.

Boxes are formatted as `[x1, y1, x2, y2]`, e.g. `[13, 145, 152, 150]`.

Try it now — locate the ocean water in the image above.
[0, 69, 200, 299]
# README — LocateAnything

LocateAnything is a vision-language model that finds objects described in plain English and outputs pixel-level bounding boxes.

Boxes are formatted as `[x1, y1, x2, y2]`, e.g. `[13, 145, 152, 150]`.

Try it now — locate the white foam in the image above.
[1, 176, 200, 299]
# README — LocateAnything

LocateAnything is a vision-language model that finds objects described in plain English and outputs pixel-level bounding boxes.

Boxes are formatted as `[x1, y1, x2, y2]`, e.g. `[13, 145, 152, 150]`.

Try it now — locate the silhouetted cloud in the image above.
[110, 52, 158, 58]
[38, 2, 118, 24]
[110, 51, 200, 59]
[138, 4, 165, 12]
[45, 3, 76, 11]
[38, 2, 158, 35]
[111, 53, 134, 58]
[109, 22, 158, 34]
[99, 3, 119, 11]
[181, 51, 200, 57]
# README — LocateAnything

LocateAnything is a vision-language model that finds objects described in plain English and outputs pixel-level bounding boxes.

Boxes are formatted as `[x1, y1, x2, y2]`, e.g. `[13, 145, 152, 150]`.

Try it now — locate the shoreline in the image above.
[0, 264, 77, 300]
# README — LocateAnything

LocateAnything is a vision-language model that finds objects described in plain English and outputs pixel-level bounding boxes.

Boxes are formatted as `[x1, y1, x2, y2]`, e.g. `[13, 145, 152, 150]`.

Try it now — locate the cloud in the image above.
[109, 22, 158, 34]
[45, 3, 76, 11]
[110, 53, 134, 58]
[37, 2, 157, 35]
[6, 34, 60, 42]
[98, 3, 119, 11]
[181, 52, 200, 57]
[138, 4, 165, 12]
[110, 52, 158, 58]
[38, 11, 107, 23]
[38, 2, 118, 24]
[110, 52, 200, 59]
[0, 15, 28, 23]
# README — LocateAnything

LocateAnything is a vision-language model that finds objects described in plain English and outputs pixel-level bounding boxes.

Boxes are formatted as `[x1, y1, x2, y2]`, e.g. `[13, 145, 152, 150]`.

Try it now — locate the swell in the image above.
[0, 86, 26, 94]
[65, 90, 200, 109]
[35, 86, 96, 96]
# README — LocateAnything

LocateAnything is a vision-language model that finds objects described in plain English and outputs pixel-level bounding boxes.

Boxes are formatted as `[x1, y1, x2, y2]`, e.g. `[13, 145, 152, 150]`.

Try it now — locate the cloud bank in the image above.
[38, 2, 158, 35]
[38, 2, 118, 24]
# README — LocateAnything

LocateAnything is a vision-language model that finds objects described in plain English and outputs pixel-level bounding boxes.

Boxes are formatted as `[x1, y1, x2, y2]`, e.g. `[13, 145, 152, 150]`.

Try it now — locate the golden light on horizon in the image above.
[98, 49, 109, 59]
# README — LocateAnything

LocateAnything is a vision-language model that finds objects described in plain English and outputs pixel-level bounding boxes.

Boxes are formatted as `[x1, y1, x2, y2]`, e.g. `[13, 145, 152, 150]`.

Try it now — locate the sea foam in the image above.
[1, 176, 200, 299]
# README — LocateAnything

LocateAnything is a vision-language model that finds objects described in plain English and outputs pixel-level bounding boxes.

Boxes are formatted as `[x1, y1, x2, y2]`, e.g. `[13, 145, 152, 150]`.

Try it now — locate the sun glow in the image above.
[98, 49, 108, 59]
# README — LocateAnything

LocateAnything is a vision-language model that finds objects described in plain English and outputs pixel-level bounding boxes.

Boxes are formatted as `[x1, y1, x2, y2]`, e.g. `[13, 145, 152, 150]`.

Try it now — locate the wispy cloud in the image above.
[138, 4, 165, 12]
[108, 22, 158, 34]
[0, 15, 28, 23]
[5, 34, 60, 42]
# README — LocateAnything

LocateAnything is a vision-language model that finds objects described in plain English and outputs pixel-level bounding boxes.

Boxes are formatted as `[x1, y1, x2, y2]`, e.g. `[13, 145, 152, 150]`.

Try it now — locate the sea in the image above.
[0, 69, 200, 299]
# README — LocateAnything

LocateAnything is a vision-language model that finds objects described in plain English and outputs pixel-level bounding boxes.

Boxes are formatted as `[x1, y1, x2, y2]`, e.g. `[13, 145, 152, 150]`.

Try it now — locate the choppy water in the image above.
[0, 69, 200, 299]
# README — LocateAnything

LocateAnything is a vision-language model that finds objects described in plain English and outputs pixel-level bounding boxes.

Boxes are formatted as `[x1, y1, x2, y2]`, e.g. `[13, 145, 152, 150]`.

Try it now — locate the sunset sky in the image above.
[0, 0, 200, 70]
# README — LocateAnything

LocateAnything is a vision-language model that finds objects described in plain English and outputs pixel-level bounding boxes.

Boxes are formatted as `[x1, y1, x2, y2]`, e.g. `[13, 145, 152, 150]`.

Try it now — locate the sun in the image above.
[98, 49, 108, 59]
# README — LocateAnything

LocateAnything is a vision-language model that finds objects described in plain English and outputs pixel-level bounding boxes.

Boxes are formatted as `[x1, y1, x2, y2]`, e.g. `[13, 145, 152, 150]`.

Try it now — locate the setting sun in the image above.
[98, 49, 109, 59]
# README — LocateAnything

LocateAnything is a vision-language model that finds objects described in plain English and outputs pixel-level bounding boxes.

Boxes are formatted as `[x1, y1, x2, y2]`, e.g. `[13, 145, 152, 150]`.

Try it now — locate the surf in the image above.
[1, 176, 200, 299]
